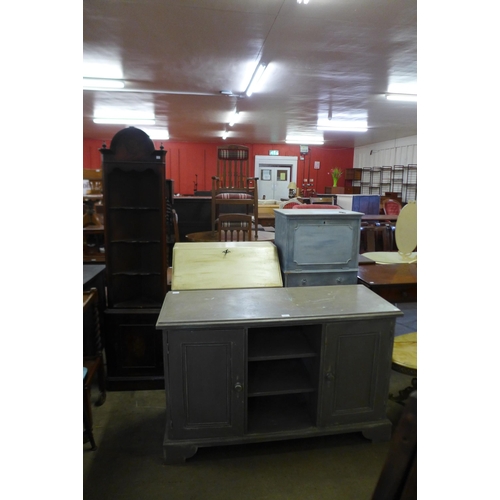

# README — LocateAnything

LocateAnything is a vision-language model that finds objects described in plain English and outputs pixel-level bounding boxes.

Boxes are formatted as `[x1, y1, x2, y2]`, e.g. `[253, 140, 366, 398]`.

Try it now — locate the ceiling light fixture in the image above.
[83, 78, 125, 89]
[317, 119, 368, 132]
[297, 0, 310, 4]
[385, 93, 417, 102]
[245, 63, 267, 97]
[141, 128, 170, 140]
[93, 118, 156, 125]
[222, 131, 228, 140]
[229, 108, 239, 127]
[286, 134, 324, 145]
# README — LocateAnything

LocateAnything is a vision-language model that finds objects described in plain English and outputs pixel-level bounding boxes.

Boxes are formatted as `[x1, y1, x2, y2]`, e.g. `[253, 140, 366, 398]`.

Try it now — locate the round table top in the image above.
[185, 230, 275, 242]
[392, 332, 417, 375]
[362, 251, 417, 264]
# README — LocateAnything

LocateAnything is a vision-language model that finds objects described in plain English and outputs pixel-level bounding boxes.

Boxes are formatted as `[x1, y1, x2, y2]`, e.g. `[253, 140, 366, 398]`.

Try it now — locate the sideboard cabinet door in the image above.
[165, 329, 245, 440]
[320, 318, 394, 426]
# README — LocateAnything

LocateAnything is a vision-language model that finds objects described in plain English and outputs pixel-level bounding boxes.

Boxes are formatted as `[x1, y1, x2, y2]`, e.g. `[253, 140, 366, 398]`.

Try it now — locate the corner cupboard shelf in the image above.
[103, 163, 167, 309]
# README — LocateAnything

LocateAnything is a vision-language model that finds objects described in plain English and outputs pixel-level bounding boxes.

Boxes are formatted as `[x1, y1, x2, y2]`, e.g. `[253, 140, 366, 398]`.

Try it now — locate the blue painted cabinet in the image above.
[274, 209, 362, 287]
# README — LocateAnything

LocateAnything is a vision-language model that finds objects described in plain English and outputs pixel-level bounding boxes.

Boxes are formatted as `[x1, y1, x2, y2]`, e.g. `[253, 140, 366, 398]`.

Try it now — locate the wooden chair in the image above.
[83, 288, 106, 449]
[167, 209, 179, 288]
[278, 198, 303, 209]
[360, 224, 394, 253]
[383, 198, 402, 215]
[217, 214, 253, 241]
[83, 367, 97, 450]
[212, 145, 258, 238]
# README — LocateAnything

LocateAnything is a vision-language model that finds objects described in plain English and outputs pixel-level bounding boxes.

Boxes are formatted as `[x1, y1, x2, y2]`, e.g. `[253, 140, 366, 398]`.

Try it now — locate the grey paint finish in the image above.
[273, 209, 362, 287]
[158, 285, 401, 463]
[157, 285, 400, 329]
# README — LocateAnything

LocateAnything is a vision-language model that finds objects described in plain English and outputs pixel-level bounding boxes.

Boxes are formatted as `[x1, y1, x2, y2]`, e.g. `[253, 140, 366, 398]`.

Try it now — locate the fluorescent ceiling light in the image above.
[93, 118, 155, 125]
[141, 128, 170, 140]
[286, 135, 324, 145]
[222, 131, 228, 140]
[93, 109, 155, 126]
[386, 93, 417, 102]
[229, 109, 239, 126]
[317, 119, 368, 132]
[245, 63, 267, 97]
[83, 78, 124, 89]
[297, 0, 310, 4]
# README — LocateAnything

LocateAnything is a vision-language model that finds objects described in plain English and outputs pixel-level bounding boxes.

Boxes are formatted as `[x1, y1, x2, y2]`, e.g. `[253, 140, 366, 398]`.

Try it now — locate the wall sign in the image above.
[269, 150, 279, 156]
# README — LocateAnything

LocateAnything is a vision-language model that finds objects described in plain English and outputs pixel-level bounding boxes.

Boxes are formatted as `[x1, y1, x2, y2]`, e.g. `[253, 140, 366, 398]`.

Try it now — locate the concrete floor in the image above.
[83, 303, 416, 500]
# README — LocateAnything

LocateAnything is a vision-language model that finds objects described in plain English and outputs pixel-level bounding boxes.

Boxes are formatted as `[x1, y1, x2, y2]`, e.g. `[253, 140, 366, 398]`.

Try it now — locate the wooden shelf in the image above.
[247, 394, 315, 434]
[248, 359, 316, 396]
[248, 327, 317, 361]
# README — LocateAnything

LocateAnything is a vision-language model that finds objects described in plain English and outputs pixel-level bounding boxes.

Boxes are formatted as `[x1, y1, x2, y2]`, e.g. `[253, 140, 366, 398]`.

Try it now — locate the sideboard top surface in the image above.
[156, 285, 402, 329]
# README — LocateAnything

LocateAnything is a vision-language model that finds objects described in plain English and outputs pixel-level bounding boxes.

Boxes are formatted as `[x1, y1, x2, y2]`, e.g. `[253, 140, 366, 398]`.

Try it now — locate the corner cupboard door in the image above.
[320, 318, 394, 426]
[166, 329, 245, 440]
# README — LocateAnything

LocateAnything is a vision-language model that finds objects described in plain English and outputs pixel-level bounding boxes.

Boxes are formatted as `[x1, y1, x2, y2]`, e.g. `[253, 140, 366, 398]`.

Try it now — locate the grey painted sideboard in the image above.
[156, 285, 403, 464]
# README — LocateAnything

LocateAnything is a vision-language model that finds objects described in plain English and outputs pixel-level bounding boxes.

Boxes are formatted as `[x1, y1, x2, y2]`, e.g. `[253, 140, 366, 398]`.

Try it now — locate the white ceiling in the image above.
[83, 0, 417, 148]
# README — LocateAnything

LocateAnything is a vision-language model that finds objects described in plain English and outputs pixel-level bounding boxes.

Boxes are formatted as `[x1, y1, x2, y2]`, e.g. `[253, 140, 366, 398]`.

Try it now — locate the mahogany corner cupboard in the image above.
[101, 127, 167, 389]
[156, 285, 402, 464]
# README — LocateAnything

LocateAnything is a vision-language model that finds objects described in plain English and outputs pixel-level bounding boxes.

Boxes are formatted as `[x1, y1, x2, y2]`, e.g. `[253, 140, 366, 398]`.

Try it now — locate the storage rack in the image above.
[356, 165, 416, 203]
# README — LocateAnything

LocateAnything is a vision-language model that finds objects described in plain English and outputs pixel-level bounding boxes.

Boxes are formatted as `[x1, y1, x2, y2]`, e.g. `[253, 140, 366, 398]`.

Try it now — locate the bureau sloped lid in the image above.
[171, 241, 283, 290]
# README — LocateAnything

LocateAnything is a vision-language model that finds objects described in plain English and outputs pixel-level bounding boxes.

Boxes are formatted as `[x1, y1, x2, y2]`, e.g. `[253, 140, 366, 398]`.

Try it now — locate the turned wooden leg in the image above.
[83, 398, 97, 451]
[95, 361, 107, 407]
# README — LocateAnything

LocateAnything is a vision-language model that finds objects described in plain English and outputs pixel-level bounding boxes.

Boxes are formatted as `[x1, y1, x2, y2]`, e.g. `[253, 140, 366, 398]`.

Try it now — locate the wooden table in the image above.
[389, 332, 417, 403]
[357, 263, 417, 303]
[186, 230, 274, 242]
[358, 254, 376, 265]
[171, 242, 283, 290]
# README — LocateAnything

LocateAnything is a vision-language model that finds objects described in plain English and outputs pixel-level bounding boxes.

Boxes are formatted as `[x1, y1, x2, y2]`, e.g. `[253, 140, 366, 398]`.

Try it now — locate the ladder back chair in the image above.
[212, 145, 258, 238]
[217, 213, 253, 241]
[360, 224, 395, 253]
[383, 198, 402, 215]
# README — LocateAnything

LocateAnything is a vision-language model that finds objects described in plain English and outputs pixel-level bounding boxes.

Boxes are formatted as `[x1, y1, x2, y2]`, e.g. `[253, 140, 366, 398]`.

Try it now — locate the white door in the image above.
[257, 165, 292, 200]
[255, 155, 298, 201]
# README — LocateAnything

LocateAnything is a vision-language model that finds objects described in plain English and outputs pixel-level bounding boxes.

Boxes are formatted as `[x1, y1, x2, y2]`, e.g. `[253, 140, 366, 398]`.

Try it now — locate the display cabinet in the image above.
[157, 285, 402, 464]
[103, 162, 167, 308]
[101, 127, 167, 389]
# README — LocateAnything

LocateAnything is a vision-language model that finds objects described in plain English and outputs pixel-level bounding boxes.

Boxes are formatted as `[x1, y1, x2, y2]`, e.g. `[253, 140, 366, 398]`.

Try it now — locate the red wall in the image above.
[83, 138, 354, 195]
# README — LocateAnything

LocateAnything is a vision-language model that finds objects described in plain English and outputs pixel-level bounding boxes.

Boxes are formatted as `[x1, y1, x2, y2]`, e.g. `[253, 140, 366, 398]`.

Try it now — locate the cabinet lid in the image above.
[274, 209, 363, 217]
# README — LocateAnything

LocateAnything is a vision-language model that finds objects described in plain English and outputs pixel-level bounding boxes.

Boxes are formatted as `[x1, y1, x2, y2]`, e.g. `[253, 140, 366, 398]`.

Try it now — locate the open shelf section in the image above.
[247, 393, 316, 434]
[248, 359, 317, 396]
[248, 325, 319, 361]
